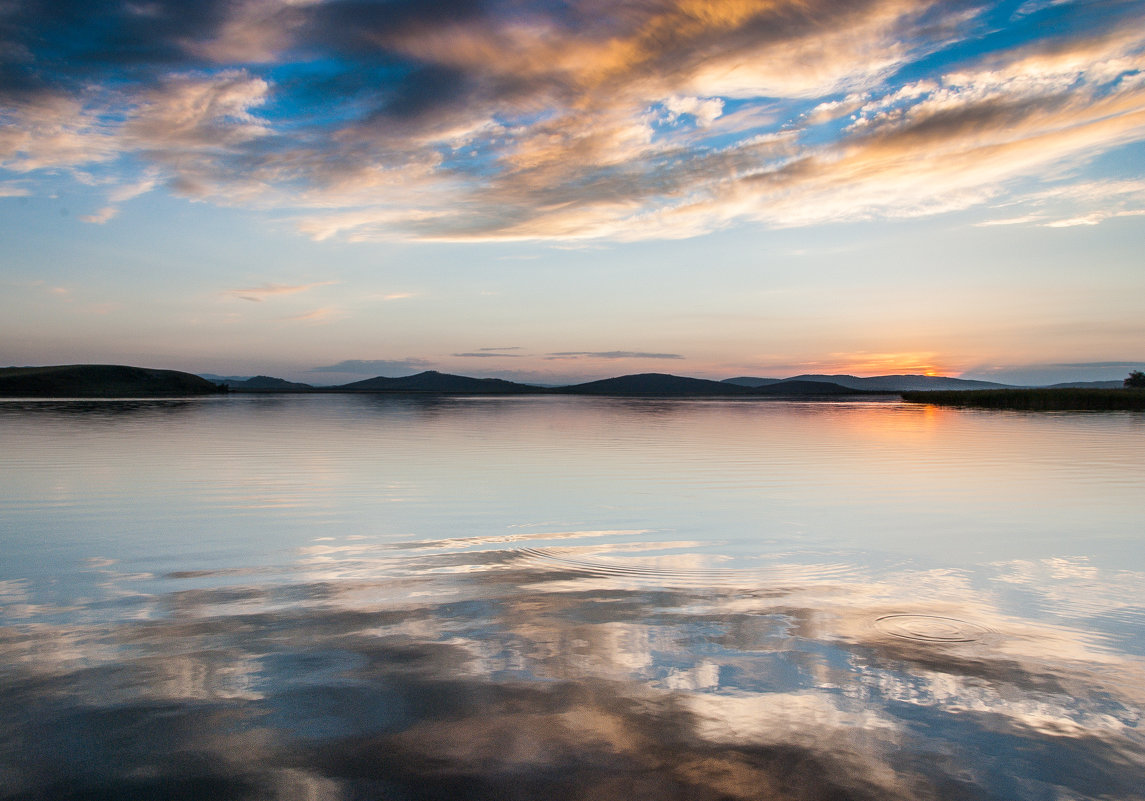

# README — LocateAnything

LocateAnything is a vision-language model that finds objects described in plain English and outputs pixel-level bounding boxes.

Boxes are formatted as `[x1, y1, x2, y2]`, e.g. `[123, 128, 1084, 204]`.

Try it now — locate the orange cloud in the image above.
[815, 352, 957, 377]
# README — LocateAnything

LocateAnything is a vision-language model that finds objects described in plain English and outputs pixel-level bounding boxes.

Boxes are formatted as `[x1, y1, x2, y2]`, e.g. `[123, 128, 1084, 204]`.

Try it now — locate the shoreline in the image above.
[902, 388, 1145, 411]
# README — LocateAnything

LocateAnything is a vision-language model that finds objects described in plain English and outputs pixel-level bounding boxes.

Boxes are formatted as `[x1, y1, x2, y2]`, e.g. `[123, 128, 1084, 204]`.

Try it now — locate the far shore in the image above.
[4, 364, 1143, 407]
[902, 388, 1145, 411]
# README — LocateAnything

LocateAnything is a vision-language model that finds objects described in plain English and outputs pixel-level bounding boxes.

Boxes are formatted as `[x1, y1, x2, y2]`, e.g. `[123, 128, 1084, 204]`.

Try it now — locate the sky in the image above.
[1, 0, 1143, 386]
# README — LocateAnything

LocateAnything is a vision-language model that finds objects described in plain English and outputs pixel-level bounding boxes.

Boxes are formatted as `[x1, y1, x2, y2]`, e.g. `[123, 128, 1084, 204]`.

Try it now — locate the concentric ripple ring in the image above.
[874, 614, 991, 643]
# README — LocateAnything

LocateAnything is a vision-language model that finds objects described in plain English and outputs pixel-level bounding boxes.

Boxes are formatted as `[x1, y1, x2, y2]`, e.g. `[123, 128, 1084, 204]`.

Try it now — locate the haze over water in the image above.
[2, 395, 1144, 800]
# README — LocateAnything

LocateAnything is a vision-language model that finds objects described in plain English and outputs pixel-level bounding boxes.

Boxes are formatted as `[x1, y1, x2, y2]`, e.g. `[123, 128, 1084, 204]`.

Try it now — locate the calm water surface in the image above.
[1, 395, 1143, 800]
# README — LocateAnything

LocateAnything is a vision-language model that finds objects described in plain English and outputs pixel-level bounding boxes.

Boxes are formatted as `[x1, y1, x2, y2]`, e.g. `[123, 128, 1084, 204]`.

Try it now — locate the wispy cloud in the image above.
[107, 172, 159, 203]
[283, 307, 341, 323]
[974, 214, 1045, 227]
[545, 351, 685, 360]
[227, 281, 337, 302]
[979, 178, 1145, 228]
[1043, 209, 1145, 227]
[453, 352, 523, 358]
[80, 205, 118, 224]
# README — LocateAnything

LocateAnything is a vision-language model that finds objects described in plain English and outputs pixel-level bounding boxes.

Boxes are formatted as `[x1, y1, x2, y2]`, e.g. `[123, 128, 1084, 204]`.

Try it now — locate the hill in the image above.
[723, 375, 787, 389]
[0, 365, 225, 397]
[722, 376, 784, 387]
[225, 375, 314, 391]
[725, 374, 1013, 391]
[198, 373, 251, 383]
[333, 370, 541, 394]
[752, 379, 870, 395]
[563, 373, 754, 396]
[1043, 380, 1124, 389]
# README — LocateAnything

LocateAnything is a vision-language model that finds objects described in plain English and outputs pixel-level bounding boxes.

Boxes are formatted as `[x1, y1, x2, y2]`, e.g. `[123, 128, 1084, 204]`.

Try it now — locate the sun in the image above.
[824, 352, 953, 377]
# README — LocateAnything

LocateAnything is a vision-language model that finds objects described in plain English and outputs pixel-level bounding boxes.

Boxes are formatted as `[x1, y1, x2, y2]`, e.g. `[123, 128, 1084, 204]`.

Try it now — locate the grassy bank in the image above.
[901, 388, 1145, 411]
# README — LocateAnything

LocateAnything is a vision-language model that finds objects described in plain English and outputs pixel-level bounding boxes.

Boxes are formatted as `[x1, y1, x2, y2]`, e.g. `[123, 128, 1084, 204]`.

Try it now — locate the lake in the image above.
[2, 394, 1143, 800]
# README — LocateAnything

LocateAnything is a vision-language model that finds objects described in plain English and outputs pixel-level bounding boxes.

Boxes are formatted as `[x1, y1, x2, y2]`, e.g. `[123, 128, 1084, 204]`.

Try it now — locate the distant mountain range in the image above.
[723, 374, 1015, 391]
[1, 365, 1133, 398]
[324, 371, 866, 396]
[1042, 380, 1124, 389]
[563, 373, 861, 396]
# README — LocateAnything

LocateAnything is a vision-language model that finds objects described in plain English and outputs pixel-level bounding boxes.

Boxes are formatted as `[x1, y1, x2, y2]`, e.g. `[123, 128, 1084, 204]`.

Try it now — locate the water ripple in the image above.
[874, 614, 992, 643]
[516, 546, 862, 587]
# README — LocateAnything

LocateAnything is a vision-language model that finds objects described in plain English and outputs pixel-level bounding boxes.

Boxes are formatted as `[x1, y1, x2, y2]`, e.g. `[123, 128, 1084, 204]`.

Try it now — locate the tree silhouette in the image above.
[1125, 370, 1145, 388]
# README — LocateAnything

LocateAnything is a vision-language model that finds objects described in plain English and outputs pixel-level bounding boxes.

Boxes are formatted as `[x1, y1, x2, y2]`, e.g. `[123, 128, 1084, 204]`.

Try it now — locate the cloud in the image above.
[1042, 214, 1102, 227]
[308, 358, 434, 375]
[2, 0, 1144, 240]
[123, 70, 271, 150]
[979, 178, 1145, 228]
[453, 346, 526, 358]
[664, 96, 725, 128]
[0, 95, 119, 172]
[283, 306, 341, 323]
[80, 205, 119, 224]
[226, 281, 336, 301]
[545, 351, 685, 360]
[1010, 0, 1076, 21]
[1043, 208, 1145, 227]
[107, 172, 160, 203]
[186, 0, 313, 64]
[973, 214, 1045, 227]
[453, 352, 523, 358]
[289, 10, 1145, 241]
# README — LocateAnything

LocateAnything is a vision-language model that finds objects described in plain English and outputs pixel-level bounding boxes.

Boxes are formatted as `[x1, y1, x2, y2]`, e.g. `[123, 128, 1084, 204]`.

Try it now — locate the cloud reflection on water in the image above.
[2, 534, 1144, 800]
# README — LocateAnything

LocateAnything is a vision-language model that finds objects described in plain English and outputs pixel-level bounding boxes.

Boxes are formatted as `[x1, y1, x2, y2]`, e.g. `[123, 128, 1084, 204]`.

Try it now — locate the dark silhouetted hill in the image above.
[722, 376, 783, 387]
[725, 374, 1013, 391]
[563, 374, 754, 396]
[1043, 380, 1124, 389]
[0, 365, 225, 397]
[333, 371, 540, 394]
[198, 373, 251, 383]
[226, 375, 314, 391]
[562, 374, 867, 396]
[751, 379, 867, 395]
